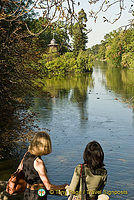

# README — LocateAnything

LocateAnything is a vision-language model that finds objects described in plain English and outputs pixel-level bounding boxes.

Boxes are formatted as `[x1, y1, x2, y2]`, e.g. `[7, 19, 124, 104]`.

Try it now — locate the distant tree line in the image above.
[88, 27, 134, 68]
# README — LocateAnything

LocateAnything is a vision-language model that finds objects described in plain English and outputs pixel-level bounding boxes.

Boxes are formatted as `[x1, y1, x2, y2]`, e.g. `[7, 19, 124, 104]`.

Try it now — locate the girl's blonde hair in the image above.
[28, 131, 52, 156]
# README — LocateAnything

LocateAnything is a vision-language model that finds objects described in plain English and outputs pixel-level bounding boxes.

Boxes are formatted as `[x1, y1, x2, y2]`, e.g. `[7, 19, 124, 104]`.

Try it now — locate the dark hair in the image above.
[83, 141, 104, 171]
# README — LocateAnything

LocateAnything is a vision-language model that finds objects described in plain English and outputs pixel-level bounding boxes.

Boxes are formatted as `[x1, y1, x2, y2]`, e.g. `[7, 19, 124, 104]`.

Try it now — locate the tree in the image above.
[27, 19, 70, 54]
[104, 28, 134, 68]
[0, 1, 40, 159]
[71, 9, 88, 54]
[98, 41, 106, 60]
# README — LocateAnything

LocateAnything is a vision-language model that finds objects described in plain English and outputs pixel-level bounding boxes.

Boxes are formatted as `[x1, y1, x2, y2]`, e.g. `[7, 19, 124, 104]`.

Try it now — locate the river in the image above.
[0, 62, 134, 199]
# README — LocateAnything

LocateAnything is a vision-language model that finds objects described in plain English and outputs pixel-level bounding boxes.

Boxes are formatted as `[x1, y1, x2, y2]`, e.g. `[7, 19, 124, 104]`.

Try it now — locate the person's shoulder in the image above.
[94, 167, 107, 176]
[75, 163, 88, 170]
[75, 163, 82, 169]
[34, 157, 43, 164]
[74, 164, 82, 174]
[34, 157, 44, 170]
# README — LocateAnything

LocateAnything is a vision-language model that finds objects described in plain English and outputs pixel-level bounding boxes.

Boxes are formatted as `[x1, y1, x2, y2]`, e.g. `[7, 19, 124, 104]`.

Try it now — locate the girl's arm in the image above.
[34, 157, 67, 191]
[66, 165, 80, 195]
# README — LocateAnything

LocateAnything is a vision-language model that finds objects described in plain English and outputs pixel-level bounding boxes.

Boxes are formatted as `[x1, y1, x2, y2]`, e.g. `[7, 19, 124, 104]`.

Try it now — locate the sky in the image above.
[74, 0, 133, 47]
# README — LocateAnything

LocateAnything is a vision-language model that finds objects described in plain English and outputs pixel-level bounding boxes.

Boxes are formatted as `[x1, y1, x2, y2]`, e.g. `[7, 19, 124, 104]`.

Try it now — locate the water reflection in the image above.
[42, 74, 94, 99]
[31, 74, 94, 122]
[98, 62, 134, 108]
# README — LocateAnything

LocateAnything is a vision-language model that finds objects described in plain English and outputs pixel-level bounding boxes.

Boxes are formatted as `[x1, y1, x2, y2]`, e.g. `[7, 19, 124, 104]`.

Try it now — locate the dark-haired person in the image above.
[17, 131, 67, 200]
[66, 141, 107, 200]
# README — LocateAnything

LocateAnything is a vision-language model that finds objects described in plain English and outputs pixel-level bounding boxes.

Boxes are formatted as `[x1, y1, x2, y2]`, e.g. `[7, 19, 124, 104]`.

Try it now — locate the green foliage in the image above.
[37, 52, 76, 76]
[105, 41, 123, 67]
[0, 4, 71, 159]
[105, 29, 134, 68]
[121, 52, 134, 68]
[77, 50, 93, 72]
[36, 50, 93, 78]
[89, 44, 100, 55]
[88, 28, 134, 69]
[52, 21, 70, 54]
[97, 41, 106, 60]
[27, 19, 70, 54]
[70, 9, 88, 54]
[0, 1, 43, 159]
[62, 52, 78, 73]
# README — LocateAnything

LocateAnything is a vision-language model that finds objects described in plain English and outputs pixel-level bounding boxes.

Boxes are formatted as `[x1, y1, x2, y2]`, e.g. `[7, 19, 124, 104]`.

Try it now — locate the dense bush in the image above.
[105, 43, 123, 67]
[37, 51, 93, 76]
[77, 50, 93, 72]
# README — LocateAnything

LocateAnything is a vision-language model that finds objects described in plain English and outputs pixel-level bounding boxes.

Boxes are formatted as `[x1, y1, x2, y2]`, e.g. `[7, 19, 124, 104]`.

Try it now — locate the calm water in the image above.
[1, 62, 134, 199]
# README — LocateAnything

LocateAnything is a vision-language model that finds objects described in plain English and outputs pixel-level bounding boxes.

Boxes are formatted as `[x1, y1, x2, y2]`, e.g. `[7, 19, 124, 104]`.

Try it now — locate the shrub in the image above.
[77, 50, 93, 72]
[37, 50, 93, 75]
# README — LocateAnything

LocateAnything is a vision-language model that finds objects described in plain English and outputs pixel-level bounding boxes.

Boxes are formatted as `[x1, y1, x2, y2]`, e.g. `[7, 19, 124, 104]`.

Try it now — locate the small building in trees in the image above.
[48, 36, 58, 53]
